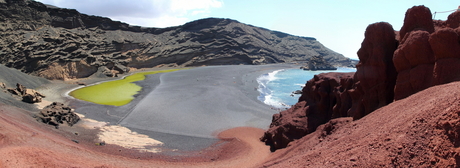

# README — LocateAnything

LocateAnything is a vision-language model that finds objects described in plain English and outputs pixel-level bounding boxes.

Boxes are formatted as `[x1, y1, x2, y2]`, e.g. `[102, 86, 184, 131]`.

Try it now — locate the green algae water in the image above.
[69, 69, 182, 106]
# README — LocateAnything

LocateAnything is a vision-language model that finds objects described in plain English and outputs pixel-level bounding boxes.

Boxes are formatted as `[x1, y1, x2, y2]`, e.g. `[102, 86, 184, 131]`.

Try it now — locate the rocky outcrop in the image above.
[0, 0, 355, 80]
[262, 22, 398, 150]
[399, 6, 435, 40]
[38, 102, 80, 126]
[352, 22, 398, 117]
[300, 55, 337, 70]
[2, 83, 45, 103]
[394, 6, 460, 100]
[263, 6, 460, 151]
[261, 72, 355, 150]
[261, 81, 460, 167]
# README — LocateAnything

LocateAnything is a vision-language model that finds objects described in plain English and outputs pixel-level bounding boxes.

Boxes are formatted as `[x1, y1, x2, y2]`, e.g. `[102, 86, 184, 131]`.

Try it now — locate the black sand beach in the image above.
[67, 64, 298, 152]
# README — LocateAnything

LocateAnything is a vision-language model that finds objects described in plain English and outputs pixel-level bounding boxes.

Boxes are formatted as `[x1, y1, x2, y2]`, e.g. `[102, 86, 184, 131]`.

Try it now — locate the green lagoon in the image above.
[69, 69, 182, 106]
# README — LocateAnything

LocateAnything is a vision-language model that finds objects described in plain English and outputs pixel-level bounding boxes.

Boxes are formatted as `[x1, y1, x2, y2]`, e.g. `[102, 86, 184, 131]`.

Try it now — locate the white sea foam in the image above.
[256, 67, 357, 109]
[294, 83, 305, 88]
[262, 94, 291, 109]
[256, 69, 289, 109]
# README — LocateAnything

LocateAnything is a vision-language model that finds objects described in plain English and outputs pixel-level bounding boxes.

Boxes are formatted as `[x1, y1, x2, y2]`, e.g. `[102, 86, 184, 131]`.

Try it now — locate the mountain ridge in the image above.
[0, 0, 356, 80]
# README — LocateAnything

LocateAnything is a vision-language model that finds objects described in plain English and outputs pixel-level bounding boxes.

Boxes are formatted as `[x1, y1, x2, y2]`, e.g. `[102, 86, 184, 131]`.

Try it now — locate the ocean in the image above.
[257, 67, 356, 109]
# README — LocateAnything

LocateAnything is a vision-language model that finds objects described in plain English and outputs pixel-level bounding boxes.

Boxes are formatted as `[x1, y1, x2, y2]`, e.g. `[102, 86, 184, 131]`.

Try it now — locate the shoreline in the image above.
[0, 63, 302, 167]
[61, 64, 299, 152]
[0, 64, 302, 167]
[0, 103, 271, 167]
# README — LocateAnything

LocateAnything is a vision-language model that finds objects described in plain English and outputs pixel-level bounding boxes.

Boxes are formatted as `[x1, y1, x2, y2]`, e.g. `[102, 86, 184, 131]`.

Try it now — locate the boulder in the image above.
[16, 83, 27, 95]
[300, 55, 337, 71]
[38, 102, 80, 126]
[22, 88, 44, 103]
[2, 83, 45, 103]
[291, 90, 302, 94]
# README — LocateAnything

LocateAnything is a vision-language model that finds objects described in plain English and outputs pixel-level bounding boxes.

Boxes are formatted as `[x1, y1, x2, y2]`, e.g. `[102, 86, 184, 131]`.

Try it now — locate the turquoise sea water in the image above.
[257, 67, 356, 109]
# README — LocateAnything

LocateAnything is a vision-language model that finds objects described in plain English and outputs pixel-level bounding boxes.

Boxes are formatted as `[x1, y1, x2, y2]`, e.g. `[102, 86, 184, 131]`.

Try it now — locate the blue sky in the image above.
[36, 0, 459, 60]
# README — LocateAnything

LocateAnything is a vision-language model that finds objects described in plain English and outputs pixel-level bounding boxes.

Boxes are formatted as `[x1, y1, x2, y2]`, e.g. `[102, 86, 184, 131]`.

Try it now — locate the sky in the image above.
[35, 0, 459, 60]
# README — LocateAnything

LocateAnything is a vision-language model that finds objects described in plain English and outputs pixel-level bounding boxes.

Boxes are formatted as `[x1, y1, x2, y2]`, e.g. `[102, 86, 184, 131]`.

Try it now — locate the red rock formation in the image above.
[394, 8, 460, 100]
[261, 81, 460, 167]
[393, 30, 435, 99]
[353, 22, 398, 118]
[263, 6, 460, 151]
[446, 10, 460, 28]
[430, 27, 460, 85]
[261, 101, 308, 151]
[262, 21, 398, 150]
[393, 6, 436, 100]
[399, 5, 434, 41]
[261, 72, 355, 150]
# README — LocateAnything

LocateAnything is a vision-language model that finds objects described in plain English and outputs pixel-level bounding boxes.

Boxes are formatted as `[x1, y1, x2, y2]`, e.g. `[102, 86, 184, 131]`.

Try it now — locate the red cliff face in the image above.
[394, 7, 460, 100]
[261, 72, 356, 150]
[262, 5, 460, 151]
[353, 22, 398, 118]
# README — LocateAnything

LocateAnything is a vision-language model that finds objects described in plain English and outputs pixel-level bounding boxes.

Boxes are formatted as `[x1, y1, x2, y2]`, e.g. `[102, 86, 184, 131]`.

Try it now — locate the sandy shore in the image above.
[0, 103, 271, 167]
[65, 64, 297, 152]
[0, 64, 299, 167]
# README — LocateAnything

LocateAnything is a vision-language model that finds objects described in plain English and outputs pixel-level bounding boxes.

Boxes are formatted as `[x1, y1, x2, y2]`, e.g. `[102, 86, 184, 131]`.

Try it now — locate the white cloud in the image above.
[35, 0, 223, 27]
[112, 15, 189, 28]
[170, 0, 223, 16]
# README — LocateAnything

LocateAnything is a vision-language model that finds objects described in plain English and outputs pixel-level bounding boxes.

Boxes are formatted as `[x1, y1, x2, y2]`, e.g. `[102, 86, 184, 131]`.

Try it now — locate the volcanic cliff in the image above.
[262, 5, 460, 162]
[0, 0, 355, 80]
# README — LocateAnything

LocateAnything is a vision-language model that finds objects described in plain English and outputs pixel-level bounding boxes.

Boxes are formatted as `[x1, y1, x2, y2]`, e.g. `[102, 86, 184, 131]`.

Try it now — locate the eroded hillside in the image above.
[0, 0, 356, 80]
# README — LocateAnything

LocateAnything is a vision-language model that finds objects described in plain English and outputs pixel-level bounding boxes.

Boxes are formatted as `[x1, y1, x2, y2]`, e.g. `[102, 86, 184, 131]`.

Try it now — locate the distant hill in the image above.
[0, 0, 356, 80]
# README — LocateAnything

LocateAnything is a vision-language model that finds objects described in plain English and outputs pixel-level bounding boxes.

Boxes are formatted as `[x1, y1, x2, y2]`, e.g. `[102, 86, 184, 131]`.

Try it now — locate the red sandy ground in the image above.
[0, 103, 270, 167]
[261, 81, 460, 167]
[2, 81, 460, 167]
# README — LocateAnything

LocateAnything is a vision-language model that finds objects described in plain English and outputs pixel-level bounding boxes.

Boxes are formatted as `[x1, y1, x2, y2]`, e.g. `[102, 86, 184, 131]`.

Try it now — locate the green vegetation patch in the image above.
[70, 69, 182, 106]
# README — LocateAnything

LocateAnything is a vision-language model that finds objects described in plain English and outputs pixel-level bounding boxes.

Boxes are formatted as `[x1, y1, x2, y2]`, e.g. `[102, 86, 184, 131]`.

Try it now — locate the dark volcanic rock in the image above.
[0, 0, 355, 80]
[292, 90, 302, 94]
[300, 55, 337, 70]
[2, 83, 45, 103]
[38, 102, 79, 126]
